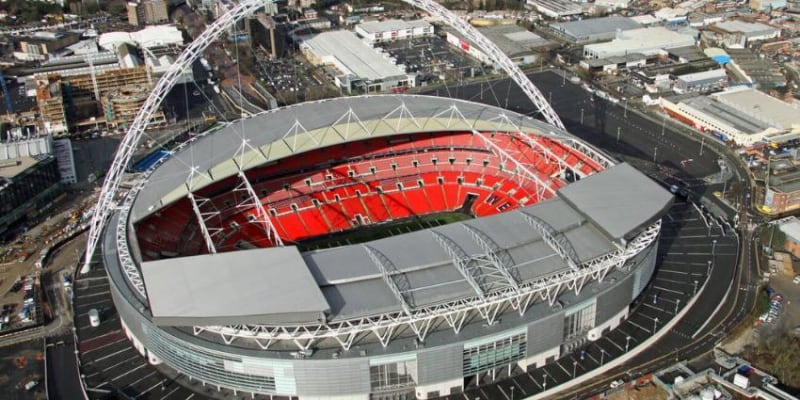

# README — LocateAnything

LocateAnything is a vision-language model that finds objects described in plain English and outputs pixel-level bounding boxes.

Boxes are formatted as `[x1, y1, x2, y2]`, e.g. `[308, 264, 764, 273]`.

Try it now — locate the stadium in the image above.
[100, 94, 673, 399]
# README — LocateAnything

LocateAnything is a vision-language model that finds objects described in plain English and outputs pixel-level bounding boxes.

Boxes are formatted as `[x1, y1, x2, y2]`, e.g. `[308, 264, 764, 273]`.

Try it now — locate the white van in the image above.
[88, 309, 100, 327]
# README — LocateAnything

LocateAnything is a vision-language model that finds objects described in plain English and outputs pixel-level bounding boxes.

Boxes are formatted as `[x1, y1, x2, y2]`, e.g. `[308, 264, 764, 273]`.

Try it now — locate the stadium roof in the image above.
[139, 162, 670, 326]
[130, 95, 570, 223]
[558, 163, 673, 241]
[143, 247, 330, 326]
[299, 30, 406, 81]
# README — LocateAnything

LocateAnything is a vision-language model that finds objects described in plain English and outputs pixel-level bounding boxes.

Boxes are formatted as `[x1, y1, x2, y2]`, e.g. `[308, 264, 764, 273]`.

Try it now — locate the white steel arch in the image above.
[82, 0, 564, 272]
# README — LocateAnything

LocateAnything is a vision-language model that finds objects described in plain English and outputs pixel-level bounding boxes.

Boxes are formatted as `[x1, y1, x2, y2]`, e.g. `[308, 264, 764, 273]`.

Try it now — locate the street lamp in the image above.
[712, 239, 717, 257]
[693, 280, 699, 295]
[653, 316, 660, 333]
[617, 126, 621, 143]
[543, 374, 548, 391]
[675, 298, 681, 314]
[580, 108, 584, 124]
[625, 336, 631, 352]
[707, 260, 712, 275]
[510, 386, 515, 400]
[573, 360, 578, 378]
[600, 349, 606, 365]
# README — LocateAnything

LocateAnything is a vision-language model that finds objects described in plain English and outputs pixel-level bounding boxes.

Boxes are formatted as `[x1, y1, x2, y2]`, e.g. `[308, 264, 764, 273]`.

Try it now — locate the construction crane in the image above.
[0, 69, 14, 115]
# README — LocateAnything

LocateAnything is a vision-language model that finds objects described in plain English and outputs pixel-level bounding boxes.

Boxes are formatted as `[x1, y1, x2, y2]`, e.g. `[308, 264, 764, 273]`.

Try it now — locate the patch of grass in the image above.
[296, 212, 473, 252]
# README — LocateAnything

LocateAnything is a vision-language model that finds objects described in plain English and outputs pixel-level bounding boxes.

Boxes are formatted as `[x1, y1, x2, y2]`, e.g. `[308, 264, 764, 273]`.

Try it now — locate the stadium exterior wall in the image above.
[104, 211, 660, 399]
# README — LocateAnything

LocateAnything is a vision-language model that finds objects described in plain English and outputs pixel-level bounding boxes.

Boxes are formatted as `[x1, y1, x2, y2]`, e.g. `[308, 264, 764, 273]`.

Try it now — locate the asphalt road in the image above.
[45, 334, 83, 400]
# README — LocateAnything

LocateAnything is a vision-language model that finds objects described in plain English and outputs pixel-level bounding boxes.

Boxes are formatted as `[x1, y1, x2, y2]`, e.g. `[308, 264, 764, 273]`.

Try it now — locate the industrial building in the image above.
[549, 16, 641, 43]
[579, 53, 649, 73]
[446, 25, 552, 67]
[583, 27, 696, 59]
[527, 0, 583, 19]
[749, 0, 787, 11]
[710, 21, 781, 48]
[355, 19, 433, 44]
[672, 68, 727, 94]
[100, 95, 669, 400]
[128, 0, 170, 27]
[0, 154, 62, 239]
[659, 87, 800, 146]
[299, 30, 413, 93]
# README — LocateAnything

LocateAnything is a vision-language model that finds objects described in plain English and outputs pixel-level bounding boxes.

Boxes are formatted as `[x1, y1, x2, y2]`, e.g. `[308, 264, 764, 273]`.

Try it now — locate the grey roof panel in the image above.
[324, 279, 399, 319]
[142, 247, 330, 325]
[557, 163, 673, 241]
[303, 247, 379, 285]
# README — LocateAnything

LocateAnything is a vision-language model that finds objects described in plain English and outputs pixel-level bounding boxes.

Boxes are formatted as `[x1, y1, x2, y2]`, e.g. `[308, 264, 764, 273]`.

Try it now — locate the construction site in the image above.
[34, 65, 158, 136]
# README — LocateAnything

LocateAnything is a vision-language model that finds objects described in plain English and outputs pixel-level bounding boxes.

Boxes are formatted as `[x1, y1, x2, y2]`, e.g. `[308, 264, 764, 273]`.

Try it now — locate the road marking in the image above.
[652, 285, 684, 295]
[92, 346, 134, 364]
[511, 377, 527, 395]
[604, 336, 623, 352]
[658, 269, 689, 275]
[655, 276, 687, 285]
[124, 370, 158, 390]
[111, 363, 147, 382]
[628, 320, 650, 334]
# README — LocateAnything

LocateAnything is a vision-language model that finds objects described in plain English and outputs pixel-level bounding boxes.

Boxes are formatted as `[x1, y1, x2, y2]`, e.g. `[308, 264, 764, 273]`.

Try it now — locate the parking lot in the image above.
[376, 35, 488, 85]
[0, 339, 45, 400]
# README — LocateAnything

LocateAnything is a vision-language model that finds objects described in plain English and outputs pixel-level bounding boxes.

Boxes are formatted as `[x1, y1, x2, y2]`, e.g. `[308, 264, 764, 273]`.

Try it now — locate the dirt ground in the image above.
[605, 383, 669, 400]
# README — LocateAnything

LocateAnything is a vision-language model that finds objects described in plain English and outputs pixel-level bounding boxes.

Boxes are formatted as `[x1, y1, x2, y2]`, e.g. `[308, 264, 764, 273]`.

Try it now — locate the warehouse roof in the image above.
[356, 19, 431, 34]
[713, 20, 779, 36]
[675, 68, 727, 83]
[477, 25, 551, 57]
[584, 27, 696, 58]
[681, 95, 770, 134]
[549, 16, 640, 40]
[299, 30, 406, 81]
[712, 87, 800, 130]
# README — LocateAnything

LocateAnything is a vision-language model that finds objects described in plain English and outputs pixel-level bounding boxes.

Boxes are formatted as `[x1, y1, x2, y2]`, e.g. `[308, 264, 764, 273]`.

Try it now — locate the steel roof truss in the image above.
[431, 231, 487, 301]
[186, 191, 222, 254]
[232, 170, 284, 246]
[364, 245, 414, 315]
[521, 212, 581, 272]
[463, 224, 520, 292]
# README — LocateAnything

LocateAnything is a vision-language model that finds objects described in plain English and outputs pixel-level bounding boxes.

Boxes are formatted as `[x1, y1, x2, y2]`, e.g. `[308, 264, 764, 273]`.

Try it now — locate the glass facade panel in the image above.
[563, 301, 596, 339]
[462, 333, 526, 375]
[370, 360, 417, 392]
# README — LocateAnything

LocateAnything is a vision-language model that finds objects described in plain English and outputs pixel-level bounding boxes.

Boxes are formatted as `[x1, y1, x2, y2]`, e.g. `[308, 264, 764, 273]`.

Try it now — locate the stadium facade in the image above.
[102, 95, 671, 399]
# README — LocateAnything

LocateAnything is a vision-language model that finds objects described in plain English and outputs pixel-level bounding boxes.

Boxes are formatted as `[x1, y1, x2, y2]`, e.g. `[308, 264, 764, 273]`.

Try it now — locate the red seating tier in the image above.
[137, 130, 605, 258]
